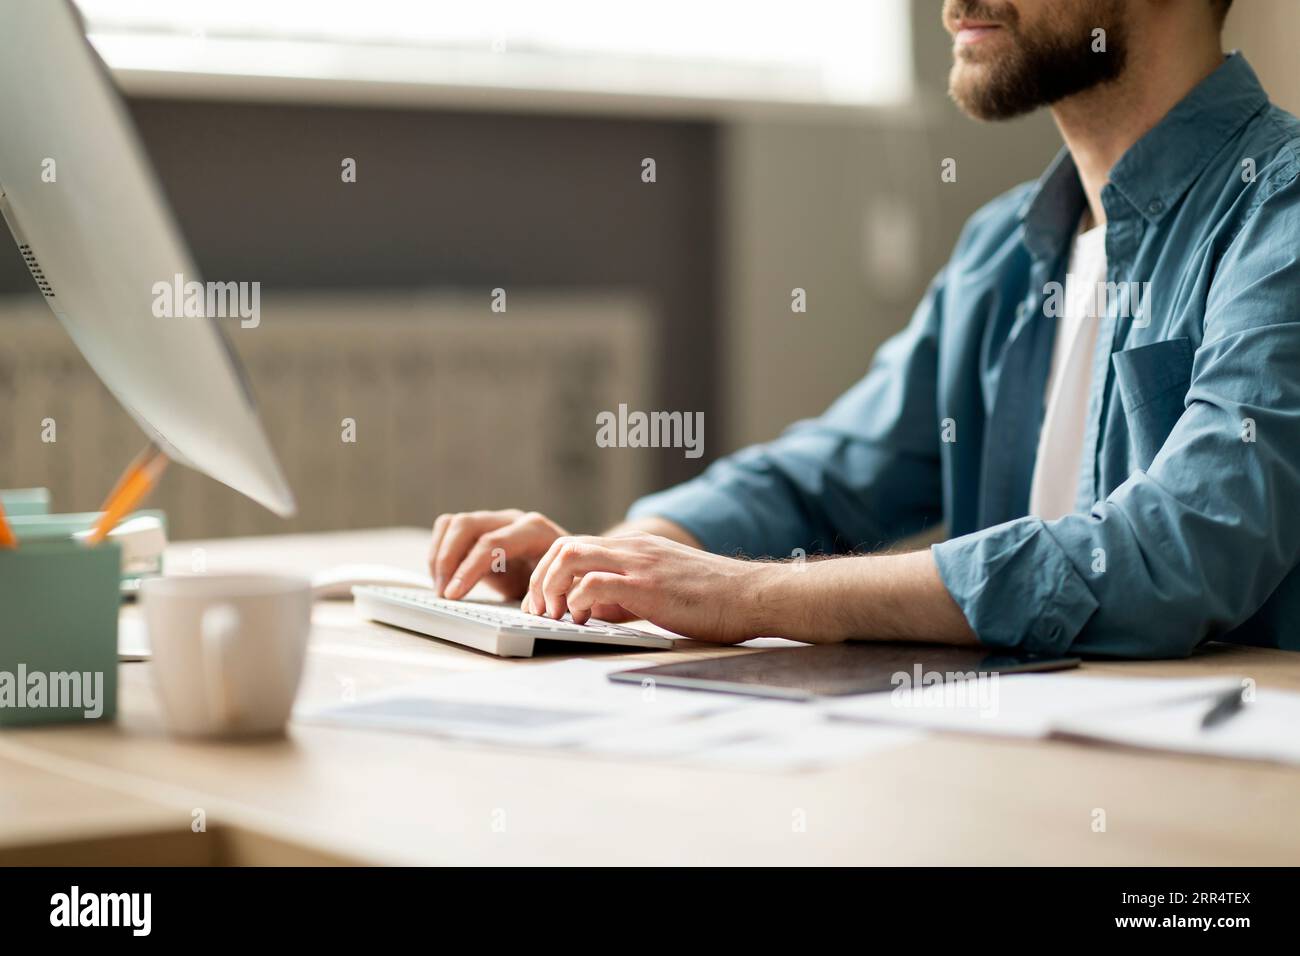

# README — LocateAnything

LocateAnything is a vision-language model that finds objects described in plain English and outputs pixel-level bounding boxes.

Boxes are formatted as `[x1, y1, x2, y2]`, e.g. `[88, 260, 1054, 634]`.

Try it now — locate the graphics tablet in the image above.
[609, 642, 1081, 701]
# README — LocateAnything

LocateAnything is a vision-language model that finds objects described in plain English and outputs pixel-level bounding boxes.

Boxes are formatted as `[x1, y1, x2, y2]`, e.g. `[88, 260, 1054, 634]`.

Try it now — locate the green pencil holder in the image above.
[0, 534, 120, 727]
[7, 509, 165, 585]
[0, 487, 50, 517]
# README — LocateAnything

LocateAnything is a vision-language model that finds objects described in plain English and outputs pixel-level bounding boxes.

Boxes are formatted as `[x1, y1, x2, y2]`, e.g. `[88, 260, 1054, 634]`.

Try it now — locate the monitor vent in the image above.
[17, 243, 55, 298]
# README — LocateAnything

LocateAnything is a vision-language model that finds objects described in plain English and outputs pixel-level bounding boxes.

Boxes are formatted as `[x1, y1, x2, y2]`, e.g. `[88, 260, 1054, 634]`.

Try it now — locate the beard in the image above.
[945, 0, 1129, 121]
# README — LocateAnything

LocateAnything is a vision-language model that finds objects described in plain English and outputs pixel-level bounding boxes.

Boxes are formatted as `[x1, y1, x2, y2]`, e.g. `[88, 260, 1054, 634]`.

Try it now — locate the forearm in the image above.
[605, 515, 701, 548]
[752, 550, 978, 645]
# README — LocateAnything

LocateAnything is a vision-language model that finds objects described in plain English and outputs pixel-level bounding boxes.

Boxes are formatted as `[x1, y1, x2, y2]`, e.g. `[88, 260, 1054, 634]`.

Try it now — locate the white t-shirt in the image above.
[1028, 219, 1107, 520]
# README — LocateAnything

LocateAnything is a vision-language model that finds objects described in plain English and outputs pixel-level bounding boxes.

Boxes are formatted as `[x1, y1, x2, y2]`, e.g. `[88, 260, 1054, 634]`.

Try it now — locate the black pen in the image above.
[1200, 686, 1246, 730]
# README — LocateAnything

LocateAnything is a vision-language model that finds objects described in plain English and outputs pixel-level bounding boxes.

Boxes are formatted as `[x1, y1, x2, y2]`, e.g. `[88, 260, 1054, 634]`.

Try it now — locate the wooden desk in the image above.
[2, 528, 1298, 865]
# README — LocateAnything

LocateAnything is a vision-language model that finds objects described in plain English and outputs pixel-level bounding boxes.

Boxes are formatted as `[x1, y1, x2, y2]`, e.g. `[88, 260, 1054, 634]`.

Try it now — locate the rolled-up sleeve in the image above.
[935, 158, 1300, 659]
[628, 272, 948, 559]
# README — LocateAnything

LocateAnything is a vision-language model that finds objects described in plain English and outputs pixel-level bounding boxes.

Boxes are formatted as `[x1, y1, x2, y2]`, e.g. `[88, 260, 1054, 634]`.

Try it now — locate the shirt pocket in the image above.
[1110, 337, 1194, 468]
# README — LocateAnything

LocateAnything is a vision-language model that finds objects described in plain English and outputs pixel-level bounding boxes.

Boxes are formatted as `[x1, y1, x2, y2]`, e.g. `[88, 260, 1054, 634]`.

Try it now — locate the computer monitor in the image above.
[0, 1, 296, 517]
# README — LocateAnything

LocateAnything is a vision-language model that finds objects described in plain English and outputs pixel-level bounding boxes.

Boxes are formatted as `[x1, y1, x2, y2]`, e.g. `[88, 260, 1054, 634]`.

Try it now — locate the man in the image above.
[429, 0, 1300, 658]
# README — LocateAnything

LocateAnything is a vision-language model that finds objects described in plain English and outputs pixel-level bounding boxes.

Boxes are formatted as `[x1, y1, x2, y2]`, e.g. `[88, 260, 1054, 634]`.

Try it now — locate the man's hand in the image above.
[522, 531, 768, 644]
[428, 509, 701, 607]
[432, 513, 978, 647]
[522, 533, 979, 647]
[428, 509, 570, 601]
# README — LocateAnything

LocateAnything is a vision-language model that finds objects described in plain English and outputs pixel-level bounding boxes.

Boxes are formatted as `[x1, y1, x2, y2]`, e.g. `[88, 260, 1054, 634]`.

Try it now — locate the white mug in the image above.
[141, 573, 311, 739]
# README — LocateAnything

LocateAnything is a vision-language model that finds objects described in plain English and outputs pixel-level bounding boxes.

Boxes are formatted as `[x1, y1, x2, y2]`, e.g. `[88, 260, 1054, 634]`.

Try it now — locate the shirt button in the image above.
[1147, 199, 1165, 215]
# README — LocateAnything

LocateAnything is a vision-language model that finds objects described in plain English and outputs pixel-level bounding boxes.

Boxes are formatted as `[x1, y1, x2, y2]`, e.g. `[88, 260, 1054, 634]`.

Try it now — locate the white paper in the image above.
[679, 711, 921, 772]
[687, 724, 920, 772]
[300, 658, 922, 771]
[298, 658, 739, 747]
[824, 673, 1244, 739]
[1053, 688, 1300, 765]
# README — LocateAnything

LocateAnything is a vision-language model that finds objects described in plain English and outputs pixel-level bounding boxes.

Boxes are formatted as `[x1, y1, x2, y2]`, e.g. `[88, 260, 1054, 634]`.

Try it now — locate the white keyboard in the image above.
[352, 586, 675, 658]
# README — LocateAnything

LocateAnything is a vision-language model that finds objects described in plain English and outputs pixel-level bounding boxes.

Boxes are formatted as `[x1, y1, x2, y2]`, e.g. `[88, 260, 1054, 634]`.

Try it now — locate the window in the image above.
[75, 0, 913, 112]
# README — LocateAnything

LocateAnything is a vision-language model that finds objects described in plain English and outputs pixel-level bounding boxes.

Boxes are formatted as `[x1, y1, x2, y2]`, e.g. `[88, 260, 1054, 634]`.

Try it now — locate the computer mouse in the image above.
[311, 563, 433, 600]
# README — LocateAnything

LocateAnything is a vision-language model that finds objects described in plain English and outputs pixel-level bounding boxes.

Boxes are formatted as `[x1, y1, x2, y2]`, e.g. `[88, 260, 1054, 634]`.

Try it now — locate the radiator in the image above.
[0, 291, 654, 540]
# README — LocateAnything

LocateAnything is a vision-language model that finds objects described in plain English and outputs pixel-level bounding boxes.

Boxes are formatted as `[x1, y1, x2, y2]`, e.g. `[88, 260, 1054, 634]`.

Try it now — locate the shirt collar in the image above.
[1019, 52, 1270, 260]
[1019, 147, 1085, 262]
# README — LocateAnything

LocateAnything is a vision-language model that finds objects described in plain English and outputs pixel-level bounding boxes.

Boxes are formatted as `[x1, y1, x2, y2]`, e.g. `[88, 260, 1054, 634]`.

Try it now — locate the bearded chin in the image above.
[949, 19, 1128, 121]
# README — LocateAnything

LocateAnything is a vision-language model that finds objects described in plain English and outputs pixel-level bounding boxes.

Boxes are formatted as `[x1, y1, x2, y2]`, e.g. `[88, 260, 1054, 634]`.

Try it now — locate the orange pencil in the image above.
[86, 445, 169, 546]
[0, 497, 17, 549]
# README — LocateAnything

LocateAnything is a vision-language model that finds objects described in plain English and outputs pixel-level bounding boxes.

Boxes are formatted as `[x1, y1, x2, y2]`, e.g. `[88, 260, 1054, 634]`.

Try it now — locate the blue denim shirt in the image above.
[629, 54, 1300, 658]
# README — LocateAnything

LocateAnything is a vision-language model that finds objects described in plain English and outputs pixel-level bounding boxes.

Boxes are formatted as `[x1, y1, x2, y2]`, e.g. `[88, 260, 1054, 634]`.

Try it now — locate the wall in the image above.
[1225, 0, 1300, 114]
[0, 100, 721, 496]
[718, 1, 1062, 450]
